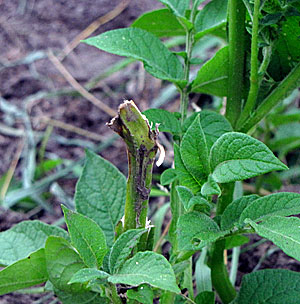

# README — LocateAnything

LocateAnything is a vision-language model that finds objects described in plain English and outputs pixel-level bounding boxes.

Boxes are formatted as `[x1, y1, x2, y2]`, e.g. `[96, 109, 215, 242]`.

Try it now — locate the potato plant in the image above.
[1, 0, 300, 303]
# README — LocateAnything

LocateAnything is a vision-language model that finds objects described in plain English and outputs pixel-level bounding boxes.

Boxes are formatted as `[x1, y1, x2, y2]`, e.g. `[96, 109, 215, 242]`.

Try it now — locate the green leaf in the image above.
[177, 212, 226, 250]
[191, 46, 228, 97]
[224, 235, 249, 250]
[174, 143, 201, 194]
[45, 236, 88, 293]
[201, 175, 221, 197]
[0, 249, 47, 295]
[83, 28, 185, 84]
[210, 132, 288, 183]
[68, 268, 109, 284]
[108, 251, 180, 293]
[233, 269, 300, 304]
[160, 168, 178, 185]
[247, 216, 300, 261]
[180, 115, 210, 184]
[221, 195, 259, 230]
[240, 192, 300, 224]
[131, 9, 185, 37]
[187, 196, 212, 213]
[153, 203, 170, 250]
[54, 289, 107, 304]
[75, 150, 126, 246]
[143, 109, 181, 134]
[158, 0, 190, 19]
[176, 185, 193, 211]
[62, 206, 107, 269]
[0, 220, 68, 266]
[127, 284, 154, 304]
[195, 0, 228, 39]
[195, 291, 215, 304]
[109, 228, 147, 274]
[195, 248, 212, 293]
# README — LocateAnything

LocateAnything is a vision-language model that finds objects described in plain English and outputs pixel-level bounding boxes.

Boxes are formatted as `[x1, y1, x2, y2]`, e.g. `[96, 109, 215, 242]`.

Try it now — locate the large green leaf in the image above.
[0, 220, 68, 266]
[221, 195, 259, 230]
[195, 291, 215, 304]
[180, 115, 210, 185]
[131, 9, 185, 37]
[109, 228, 147, 274]
[75, 150, 126, 246]
[62, 206, 107, 269]
[127, 284, 154, 304]
[83, 28, 185, 84]
[177, 212, 226, 250]
[210, 132, 288, 183]
[0, 249, 47, 295]
[191, 46, 228, 97]
[247, 216, 300, 261]
[143, 109, 181, 134]
[108, 251, 180, 294]
[174, 143, 201, 194]
[240, 192, 300, 224]
[233, 269, 300, 304]
[195, 0, 228, 39]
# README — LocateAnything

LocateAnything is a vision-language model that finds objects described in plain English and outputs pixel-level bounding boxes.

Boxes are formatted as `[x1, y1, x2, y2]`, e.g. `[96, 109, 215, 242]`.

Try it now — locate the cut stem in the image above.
[108, 100, 158, 231]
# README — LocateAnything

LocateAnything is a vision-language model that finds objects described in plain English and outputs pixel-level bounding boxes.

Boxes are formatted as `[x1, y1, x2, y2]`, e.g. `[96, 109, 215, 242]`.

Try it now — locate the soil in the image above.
[0, 0, 300, 303]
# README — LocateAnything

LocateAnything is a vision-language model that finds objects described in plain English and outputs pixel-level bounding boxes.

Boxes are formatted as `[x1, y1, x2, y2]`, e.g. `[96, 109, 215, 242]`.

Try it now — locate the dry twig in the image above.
[47, 50, 117, 117]
[59, 0, 130, 60]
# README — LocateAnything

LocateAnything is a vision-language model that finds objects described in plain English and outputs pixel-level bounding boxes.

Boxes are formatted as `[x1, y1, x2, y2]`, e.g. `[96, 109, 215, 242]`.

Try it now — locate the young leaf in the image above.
[0, 220, 68, 266]
[75, 150, 126, 246]
[0, 249, 47, 295]
[68, 268, 109, 284]
[180, 115, 210, 184]
[210, 132, 288, 183]
[62, 206, 108, 269]
[45, 236, 89, 293]
[187, 196, 212, 213]
[131, 9, 185, 37]
[127, 284, 154, 304]
[195, 0, 228, 39]
[108, 251, 180, 294]
[83, 28, 185, 85]
[201, 175, 221, 197]
[176, 185, 193, 210]
[240, 192, 300, 224]
[177, 212, 226, 251]
[191, 47, 229, 97]
[160, 168, 178, 185]
[143, 108, 181, 134]
[174, 143, 201, 194]
[195, 291, 215, 304]
[109, 228, 148, 274]
[233, 269, 300, 304]
[247, 216, 300, 261]
[221, 195, 259, 230]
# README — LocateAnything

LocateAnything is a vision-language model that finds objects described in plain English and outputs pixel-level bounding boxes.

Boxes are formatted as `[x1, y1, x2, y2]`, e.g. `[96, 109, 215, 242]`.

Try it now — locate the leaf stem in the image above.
[225, 0, 246, 128]
[107, 283, 122, 304]
[238, 62, 300, 133]
[237, 0, 260, 126]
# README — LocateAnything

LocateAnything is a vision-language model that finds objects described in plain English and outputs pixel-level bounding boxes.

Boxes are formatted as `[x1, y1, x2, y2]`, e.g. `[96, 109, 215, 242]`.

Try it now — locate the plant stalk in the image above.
[107, 283, 122, 304]
[237, 0, 260, 126]
[107, 100, 158, 232]
[238, 62, 300, 133]
[225, 0, 246, 128]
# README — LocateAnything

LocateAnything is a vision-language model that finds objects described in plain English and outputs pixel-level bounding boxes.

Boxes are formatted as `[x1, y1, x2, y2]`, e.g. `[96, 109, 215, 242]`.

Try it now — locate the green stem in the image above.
[210, 182, 236, 303]
[225, 0, 246, 128]
[238, 62, 300, 133]
[237, 0, 260, 127]
[107, 101, 158, 232]
[229, 246, 240, 285]
[209, 240, 237, 304]
[107, 283, 122, 304]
